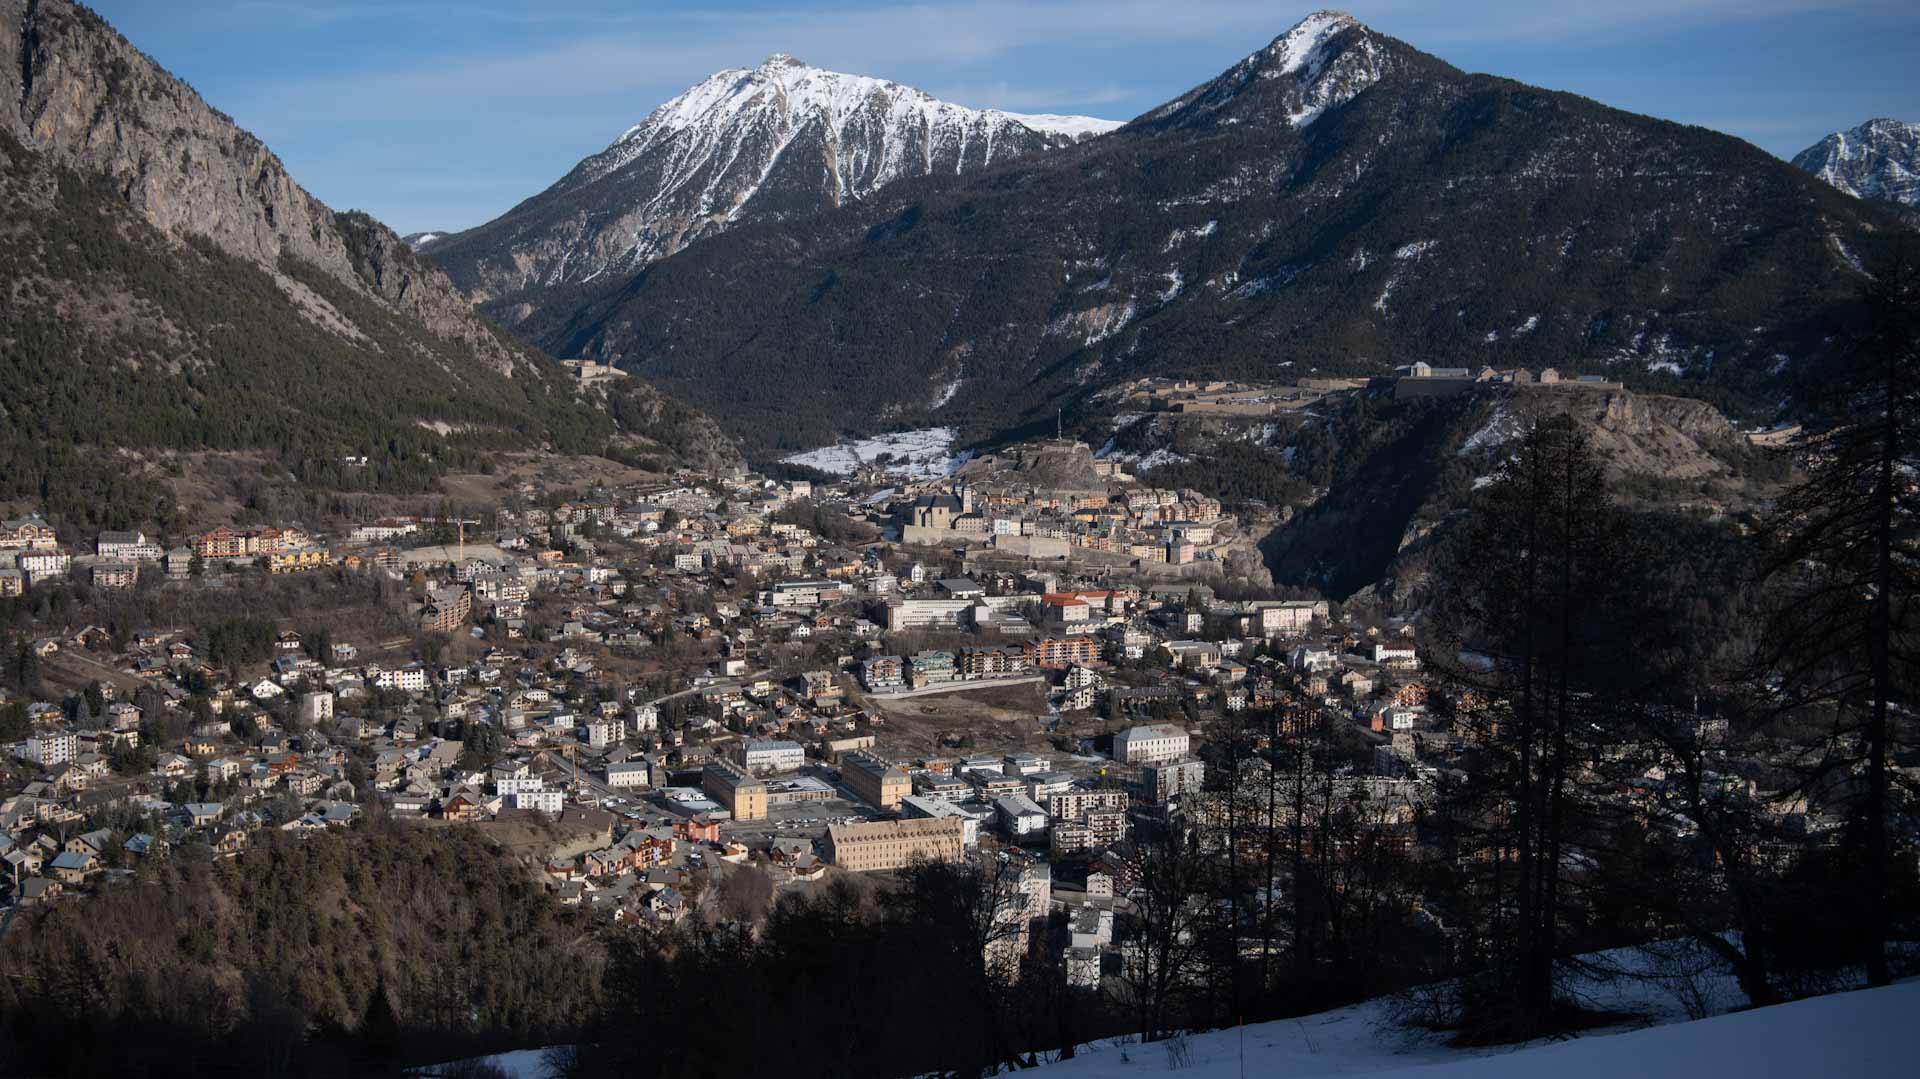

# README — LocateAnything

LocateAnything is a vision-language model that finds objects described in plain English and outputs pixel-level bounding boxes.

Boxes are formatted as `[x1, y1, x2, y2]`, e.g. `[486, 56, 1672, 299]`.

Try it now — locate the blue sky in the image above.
[88, 1, 1920, 235]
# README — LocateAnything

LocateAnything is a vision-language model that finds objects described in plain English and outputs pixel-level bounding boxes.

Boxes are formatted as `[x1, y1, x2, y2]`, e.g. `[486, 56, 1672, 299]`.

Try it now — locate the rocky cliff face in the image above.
[0, 0, 744, 499]
[0, 0, 533, 376]
[424, 53, 1121, 299]
[1793, 118, 1920, 213]
[1514, 388, 1741, 482]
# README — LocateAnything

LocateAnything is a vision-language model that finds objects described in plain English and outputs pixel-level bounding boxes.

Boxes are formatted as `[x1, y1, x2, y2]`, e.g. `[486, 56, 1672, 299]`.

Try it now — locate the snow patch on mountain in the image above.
[1164, 220, 1218, 251]
[1102, 447, 1192, 470]
[1005, 113, 1126, 140]
[930, 376, 964, 409]
[1273, 10, 1354, 77]
[1159, 270, 1185, 302]
[1051, 300, 1137, 345]
[1153, 10, 1389, 130]
[1459, 404, 1523, 455]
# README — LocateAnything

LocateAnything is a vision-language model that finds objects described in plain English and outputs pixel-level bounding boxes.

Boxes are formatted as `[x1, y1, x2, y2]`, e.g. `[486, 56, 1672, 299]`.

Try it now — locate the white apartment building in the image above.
[1114, 723, 1191, 765]
[301, 691, 335, 725]
[606, 761, 652, 789]
[583, 718, 627, 749]
[16, 550, 71, 579]
[96, 530, 165, 561]
[24, 732, 78, 767]
[995, 793, 1049, 838]
[373, 666, 429, 693]
[885, 598, 977, 632]
[742, 739, 805, 776]
[1373, 643, 1420, 668]
[509, 788, 564, 813]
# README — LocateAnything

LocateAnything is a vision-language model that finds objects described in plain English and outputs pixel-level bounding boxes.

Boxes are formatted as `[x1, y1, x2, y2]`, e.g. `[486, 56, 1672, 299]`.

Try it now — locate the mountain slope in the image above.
[500, 11, 1899, 457]
[425, 53, 1122, 299]
[0, 0, 737, 530]
[1792, 118, 1920, 211]
[1, 0, 535, 377]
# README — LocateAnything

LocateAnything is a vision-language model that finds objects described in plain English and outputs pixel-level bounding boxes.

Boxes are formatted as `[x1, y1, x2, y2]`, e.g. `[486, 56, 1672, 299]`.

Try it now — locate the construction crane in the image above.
[426, 518, 480, 556]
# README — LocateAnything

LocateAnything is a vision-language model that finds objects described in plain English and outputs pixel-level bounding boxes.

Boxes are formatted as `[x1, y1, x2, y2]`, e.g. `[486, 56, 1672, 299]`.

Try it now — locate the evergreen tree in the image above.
[1426, 414, 1640, 1040]
[1756, 236, 1920, 987]
[359, 978, 400, 1059]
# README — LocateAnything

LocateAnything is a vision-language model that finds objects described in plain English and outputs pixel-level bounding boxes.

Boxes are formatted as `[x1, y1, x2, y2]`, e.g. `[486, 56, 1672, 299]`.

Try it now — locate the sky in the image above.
[87, 1, 1920, 235]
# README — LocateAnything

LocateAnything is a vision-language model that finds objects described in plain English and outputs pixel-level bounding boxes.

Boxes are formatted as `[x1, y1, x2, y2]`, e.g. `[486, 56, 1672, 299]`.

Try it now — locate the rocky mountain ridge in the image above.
[0, 0, 741, 530]
[498, 10, 1897, 457]
[0, 0, 545, 377]
[1792, 118, 1920, 213]
[424, 53, 1121, 298]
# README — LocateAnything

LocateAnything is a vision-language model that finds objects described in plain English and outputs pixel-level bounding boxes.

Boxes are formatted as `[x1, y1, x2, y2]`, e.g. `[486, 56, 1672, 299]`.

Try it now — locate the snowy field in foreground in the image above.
[1031, 979, 1917, 1079]
[425, 947, 1915, 1079]
[780, 427, 971, 479]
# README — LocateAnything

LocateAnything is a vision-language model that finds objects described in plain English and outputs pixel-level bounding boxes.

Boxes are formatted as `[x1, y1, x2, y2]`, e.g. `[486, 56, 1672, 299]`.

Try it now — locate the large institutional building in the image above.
[1114, 723, 1191, 764]
[840, 751, 911, 809]
[825, 817, 967, 872]
[702, 759, 768, 821]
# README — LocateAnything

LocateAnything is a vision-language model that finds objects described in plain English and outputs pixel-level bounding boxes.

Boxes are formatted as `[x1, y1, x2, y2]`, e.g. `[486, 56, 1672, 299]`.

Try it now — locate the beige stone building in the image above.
[825, 817, 966, 872]
[841, 751, 911, 809]
[703, 759, 768, 821]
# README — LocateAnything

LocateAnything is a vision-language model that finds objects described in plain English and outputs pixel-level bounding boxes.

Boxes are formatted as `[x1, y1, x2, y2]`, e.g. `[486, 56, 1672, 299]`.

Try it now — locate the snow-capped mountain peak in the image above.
[1792, 118, 1920, 211]
[1268, 9, 1360, 77]
[587, 56, 1120, 185]
[428, 59, 1122, 296]
[1151, 9, 1390, 129]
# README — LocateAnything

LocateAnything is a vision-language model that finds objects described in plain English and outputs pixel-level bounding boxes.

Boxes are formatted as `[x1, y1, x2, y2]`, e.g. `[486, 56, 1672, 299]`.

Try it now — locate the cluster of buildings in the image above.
[1389, 362, 1624, 399]
[895, 468, 1227, 567]
[0, 452, 1456, 985]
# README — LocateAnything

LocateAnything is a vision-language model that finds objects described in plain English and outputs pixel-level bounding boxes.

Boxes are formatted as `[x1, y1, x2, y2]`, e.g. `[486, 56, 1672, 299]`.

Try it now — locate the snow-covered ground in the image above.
[1458, 404, 1524, 456]
[413, 1046, 561, 1079]
[424, 945, 1914, 1079]
[1031, 979, 1916, 1079]
[780, 427, 971, 479]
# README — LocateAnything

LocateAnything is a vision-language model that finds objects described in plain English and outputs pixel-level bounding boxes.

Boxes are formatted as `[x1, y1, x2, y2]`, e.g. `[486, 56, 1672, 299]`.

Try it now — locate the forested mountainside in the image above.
[425, 53, 1119, 300]
[0, 0, 738, 533]
[498, 11, 1899, 457]
[1793, 118, 1920, 212]
[0, 827, 601, 1076]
